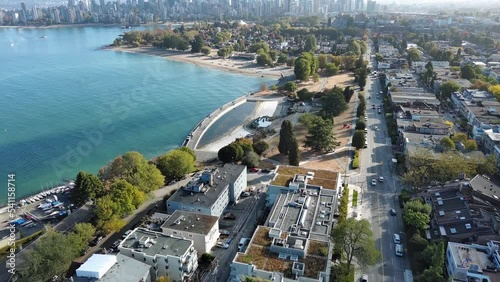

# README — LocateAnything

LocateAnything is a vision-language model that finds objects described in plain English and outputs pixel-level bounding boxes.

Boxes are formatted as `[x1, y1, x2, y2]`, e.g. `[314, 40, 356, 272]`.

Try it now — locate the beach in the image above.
[110, 46, 294, 78]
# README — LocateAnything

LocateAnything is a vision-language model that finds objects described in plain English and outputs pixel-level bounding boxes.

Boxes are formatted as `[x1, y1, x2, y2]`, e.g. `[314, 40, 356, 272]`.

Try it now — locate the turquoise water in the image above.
[0, 27, 269, 205]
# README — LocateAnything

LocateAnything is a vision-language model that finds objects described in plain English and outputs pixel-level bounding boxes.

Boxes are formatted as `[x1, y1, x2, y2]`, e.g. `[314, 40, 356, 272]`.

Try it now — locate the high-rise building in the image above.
[366, 0, 376, 12]
[355, 0, 363, 11]
[20, 2, 27, 11]
[68, 0, 75, 8]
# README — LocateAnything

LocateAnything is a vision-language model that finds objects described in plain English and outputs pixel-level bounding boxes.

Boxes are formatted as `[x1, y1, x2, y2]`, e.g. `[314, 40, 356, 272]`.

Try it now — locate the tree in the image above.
[299, 113, 324, 129]
[110, 179, 145, 216]
[439, 81, 460, 100]
[355, 121, 366, 130]
[178, 146, 196, 161]
[234, 138, 253, 153]
[304, 34, 317, 52]
[278, 120, 294, 155]
[200, 46, 211, 55]
[464, 139, 478, 151]
[253, 140, 269, 155]
[331, 218, 380, 269]
[346, 41, 361, 56]
[451, 132, 468, 143]
[277, 53, 288, 64]
[248, 41, 270, 53]
[304, 118, 337, 152]
[294, 57, 311, 81]
[218, 143, 243, 163]
[318, 54, 328, 69]
[403, 199, 431, 230]
[461, 65, 477, 80]
[375, 53, 384, 62]
[98, 151, 165, 193]
[478, 154, 498, 175]
[242, 151, 260, 168]
[321, 86, 348, 118]
[288, 137, 300, 166]
[72, 171, 104, 205]
[98, 214, 126, 234]
[191, 34, 205, 53]
[283, 81, 298, 92]
[406, 48, 421, 63]
[296, 89, 313, 101]
[256, 53, 273, 66]
[352, 130, 366, 150]
[440, 136, 455, 151]
[198, 253, 215, 268]
[156, 277, 172, 282]
[157, 149, 195, 180]
[325, 63, 339, 76]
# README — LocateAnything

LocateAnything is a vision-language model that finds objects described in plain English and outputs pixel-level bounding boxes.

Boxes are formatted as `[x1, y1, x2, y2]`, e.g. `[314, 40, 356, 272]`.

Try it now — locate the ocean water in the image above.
[0, 26, 269, 205]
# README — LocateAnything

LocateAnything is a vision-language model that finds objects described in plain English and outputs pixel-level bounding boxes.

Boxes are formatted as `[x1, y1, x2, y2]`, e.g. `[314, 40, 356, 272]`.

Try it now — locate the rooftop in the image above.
[75, 254, 151, 282]
[120, 228, 192, 258]
[168, 164, 245, 208]
[464, 101, 500, 125]
[470, 175, 500, 201]
[448, 242, 498, 272]
[270, 165, 339, 190]
[161, 210, 218, 235]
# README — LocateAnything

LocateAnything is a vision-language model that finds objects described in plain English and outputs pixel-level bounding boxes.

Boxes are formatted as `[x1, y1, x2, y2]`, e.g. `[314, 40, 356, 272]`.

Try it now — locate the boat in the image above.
[44, 209, 54, 214]
[40, 30, 47, 39]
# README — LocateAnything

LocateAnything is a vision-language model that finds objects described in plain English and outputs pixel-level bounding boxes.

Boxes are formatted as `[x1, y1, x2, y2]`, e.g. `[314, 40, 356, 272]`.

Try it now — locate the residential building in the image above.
[446, 241, 500, 282]
[388, 87, 440, 108]
[461, 100, 500, 144]
[74, 253, 153, 282]
[167, 164, 247, 217]
[267, 165, 341, 205]
[470, 175, 500, 208]
[483, 130, 500, 155]
[161, 210, 219, 254]
[230, 184, 335, 281]
[118, 228, 198, 282]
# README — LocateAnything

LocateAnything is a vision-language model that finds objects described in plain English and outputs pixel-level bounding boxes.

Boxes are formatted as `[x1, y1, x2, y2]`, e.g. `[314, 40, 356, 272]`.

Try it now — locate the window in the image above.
[132, 254, 135, 257]
[144, 258, 146, 262]
[165, 258, 168, 263]
[165, 266, 169, 270]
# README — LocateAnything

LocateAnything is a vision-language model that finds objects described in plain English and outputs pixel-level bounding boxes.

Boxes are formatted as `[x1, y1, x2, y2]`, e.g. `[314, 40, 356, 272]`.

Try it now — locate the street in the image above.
[350, 48, 411, 282]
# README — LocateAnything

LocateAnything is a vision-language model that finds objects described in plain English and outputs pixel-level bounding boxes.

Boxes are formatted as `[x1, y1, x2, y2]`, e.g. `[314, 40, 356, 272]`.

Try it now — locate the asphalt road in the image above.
[350, 49, 411, 282]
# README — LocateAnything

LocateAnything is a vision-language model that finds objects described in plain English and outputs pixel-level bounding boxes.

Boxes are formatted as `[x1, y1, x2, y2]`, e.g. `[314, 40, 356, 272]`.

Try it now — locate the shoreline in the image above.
[108, 45, 292, 79]
[0, 22, 194, 29]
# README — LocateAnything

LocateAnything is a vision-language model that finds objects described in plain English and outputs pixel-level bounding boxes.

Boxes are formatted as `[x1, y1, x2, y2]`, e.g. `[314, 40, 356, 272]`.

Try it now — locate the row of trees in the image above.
[218, 138, 269, 167]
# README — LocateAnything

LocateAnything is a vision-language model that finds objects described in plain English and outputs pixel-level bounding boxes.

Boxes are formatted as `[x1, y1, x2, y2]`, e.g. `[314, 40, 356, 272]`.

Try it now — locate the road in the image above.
[350, 46, 411, 282]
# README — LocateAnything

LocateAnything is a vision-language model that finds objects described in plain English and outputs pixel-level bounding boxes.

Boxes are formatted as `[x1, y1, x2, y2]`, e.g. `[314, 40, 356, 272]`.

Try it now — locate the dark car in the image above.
[390, 209, 397, 216]
[111, 240, 122, 250]
[91, 236, 104, 246]
[261, 169, 272, 173]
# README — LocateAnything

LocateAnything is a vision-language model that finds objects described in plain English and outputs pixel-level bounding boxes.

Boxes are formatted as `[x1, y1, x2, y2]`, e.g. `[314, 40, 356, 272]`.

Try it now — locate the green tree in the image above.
[70, 223, 96, 252]
[440, 136, 455, 151]
[156, 277, 172, 282]
[178, 146, 196, 161]
[191, 34, 205, 53]
[218, 143, 244, 163]
[325, 63, 339, 76]
[248, 41, 270, 53]
[304, 118, 337, 152]
[304, 34, 317, 52]
[355, 120, 366, 130]
[288, 137, 300, 166]
[234, 138, 253, 153]
[403, 199, 431, 230]
[72, 171, 104, 205]
[451, 132, 468, 143]
[297, 88, 314, 101]
[331, 218, 381, 269]
[283, 81, 298, 92]
[109, 180, 145, 216]
[294, 57, 311, 81]
[321, 86, 348, 118]
[406, 48, 421, 63]
[98, 151, 165, 193]
[200, 46, 211, 55]
[346, 40, 361, 56]
[257, 53, 273, 66]
[252, 140, 269, 155]
[352, 130, 366, 150]
[278, 120, 294, 155]
[439, 81, 460, 100]
[277, 53, 288, 64]
[478, 154, 498, 175]
[461, 65, 477, 80]
[242, 151, 260, 168]
[95, 195, 116, 221]
[157, 149, 195, 180]
[375, 53, 384, 62]
[299, 113, 324, 129]
[98, 214, 126, 234]
[464, 139, 478, 151]
[318, 54, 328, 69]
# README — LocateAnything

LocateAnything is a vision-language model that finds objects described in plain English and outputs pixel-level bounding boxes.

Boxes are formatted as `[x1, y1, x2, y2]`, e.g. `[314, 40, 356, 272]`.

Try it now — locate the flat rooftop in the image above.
[470, 175, 500, 201]
[270, 165, 339, 190]
[449, 242, 496, 271]
[120, 228, 192, 258]
[235, 226, 328, 280]
[168, 164, 245, 208]
[161, 210, 218, 235]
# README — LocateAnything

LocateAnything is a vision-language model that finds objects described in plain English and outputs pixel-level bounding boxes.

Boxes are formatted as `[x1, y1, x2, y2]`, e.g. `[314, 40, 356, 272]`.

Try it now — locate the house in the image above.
[167, 164, 247, 217]
[461, 100, 500, 144]
[74, 253, 153, 282]
[483, 130, 500, 155]
[161, 210, 219, 254]
[230, 185, 335, 281]
[470, 175, 500, 208]
[118, 228, 198, 282]
[446, 241, 500, 282]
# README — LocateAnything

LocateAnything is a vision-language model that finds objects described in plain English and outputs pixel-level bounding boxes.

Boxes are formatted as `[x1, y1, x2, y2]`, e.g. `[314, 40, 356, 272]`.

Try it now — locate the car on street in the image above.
[372, 104, 376, 109]
[240, 192, 251, 197]
[390, 209, 397, 216]
[91, 235, 104, 246]
[361, 274, 369, 282]
[261, 169, 272, 173]
[371, 179, 377, 186]
[168, 179, 176, 185]
[374, 126, 378, 131]
[111, 240, 122, 250]
[379, 176, 384, 182]
[395, 244, 404, 257]
[393, 234, 401, 244]
[378, 109, 381, 114]
[249, 167, 260, 173]
[122, 230, 133, 239]
[238, 238, 251, 252]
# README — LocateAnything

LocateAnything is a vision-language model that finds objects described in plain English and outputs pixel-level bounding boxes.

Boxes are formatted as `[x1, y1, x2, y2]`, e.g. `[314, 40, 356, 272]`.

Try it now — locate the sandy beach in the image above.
[110, 46, 293, 79]
[198, 100, 279, 152]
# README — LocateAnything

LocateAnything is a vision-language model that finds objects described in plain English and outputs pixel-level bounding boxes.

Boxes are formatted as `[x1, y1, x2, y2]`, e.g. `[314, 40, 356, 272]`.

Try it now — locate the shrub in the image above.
[352, 157, 359, 169]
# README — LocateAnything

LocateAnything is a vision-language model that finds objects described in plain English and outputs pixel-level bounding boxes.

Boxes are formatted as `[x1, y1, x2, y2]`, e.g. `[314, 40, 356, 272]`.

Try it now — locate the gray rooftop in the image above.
[73, 254, 151, 282]
[470, 175, 500, 201]
[161, 210, 218, 235]
[121, 228, 192, 258]
[168, 164, 245, 208]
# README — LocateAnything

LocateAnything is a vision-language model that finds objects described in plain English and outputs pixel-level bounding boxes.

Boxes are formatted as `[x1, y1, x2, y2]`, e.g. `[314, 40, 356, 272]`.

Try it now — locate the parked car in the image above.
[111, 239, 122, 250]
[249, 167, 260, 173]
[374, 126, 378, 131]
[393, 234, 401, 244]
[122, 230, 133, 239]
[91, 236, 104, 246]
[395, 244, 404, 257]
[361, 274, 369, 282]
[371, 179, 377, 186]
[390, 209, 397, 216]
[261, 169, 271, 173]
[240, 192, 251, 197]
[379, 176, 384, 182]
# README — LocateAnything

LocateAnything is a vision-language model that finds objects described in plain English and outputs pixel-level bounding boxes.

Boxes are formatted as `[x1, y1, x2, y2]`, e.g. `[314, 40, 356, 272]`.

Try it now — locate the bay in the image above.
[0, 26, 268, 205]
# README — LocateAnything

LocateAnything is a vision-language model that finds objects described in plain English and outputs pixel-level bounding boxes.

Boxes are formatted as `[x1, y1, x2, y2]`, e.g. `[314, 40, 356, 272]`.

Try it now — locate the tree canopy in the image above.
[304, 118, 337, 152]
[157, 148, 195, 181]
[72, 171, 104, 205]
[403, 199, 432, 231]
[288, 137, 300, 166]
[321, 86, 348, 118]
[439, 81, 460, 100]
[278, 120, 294, 155]
[352, 130, 366, 150]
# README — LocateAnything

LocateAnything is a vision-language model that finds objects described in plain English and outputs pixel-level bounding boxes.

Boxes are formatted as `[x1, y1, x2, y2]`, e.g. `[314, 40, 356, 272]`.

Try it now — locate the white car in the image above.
[122, 230, 132, 239]
[361, 274, 369, 282]
[371, 179, 377, 186]
[374, 126, 378, 131]
[379, 176, 384, 182]
[393, 234, 401, 244]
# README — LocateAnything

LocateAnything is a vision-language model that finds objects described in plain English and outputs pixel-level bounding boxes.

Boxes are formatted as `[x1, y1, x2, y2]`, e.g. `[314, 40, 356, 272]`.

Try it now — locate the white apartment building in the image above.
[446, 241, 500, 282]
